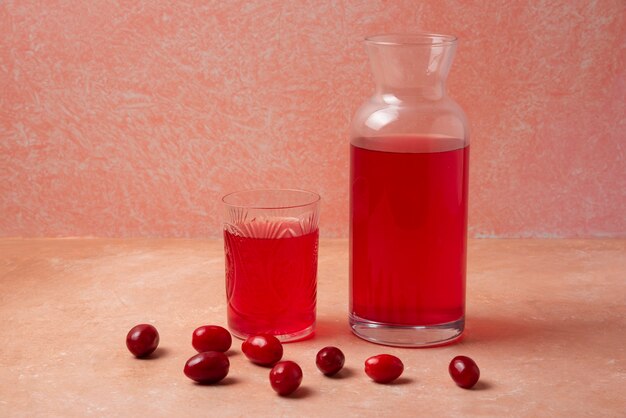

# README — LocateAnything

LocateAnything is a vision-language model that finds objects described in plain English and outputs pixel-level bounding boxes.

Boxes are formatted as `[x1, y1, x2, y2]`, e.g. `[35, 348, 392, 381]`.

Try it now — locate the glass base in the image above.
[349, 313, 464, 347]
[230, 322, 315, 343]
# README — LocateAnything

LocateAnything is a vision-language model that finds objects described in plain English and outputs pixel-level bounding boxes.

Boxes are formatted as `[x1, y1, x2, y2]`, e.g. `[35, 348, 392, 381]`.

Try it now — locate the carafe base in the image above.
[349, 313, 464, 347]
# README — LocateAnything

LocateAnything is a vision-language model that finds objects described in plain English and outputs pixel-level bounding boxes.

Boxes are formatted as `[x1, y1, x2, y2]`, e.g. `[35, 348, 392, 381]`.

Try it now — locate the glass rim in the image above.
[221, 188, 321, 210]
[365, 33, 457, 46]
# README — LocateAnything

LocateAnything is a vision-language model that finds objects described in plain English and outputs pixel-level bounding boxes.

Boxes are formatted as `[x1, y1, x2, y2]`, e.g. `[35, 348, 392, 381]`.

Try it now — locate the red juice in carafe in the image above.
[350, 137, 469, 327]
[224, 225, 318, 339]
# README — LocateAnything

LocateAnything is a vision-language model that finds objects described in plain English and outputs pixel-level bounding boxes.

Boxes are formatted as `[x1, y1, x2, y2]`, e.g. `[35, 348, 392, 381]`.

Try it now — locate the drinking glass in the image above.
[223, 189, 320, 342]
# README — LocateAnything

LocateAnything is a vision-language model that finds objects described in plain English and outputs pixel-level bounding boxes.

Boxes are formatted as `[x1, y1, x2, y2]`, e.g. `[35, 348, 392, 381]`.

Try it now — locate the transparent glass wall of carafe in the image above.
[349, 34, 469, 347]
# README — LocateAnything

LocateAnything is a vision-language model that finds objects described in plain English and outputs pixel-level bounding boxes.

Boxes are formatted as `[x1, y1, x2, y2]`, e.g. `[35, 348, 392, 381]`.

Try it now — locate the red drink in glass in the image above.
[225, 226, 318, 339]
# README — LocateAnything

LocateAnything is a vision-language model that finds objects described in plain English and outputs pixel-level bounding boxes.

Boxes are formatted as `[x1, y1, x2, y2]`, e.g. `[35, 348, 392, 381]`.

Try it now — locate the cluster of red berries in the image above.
[126, 324, 480, 396]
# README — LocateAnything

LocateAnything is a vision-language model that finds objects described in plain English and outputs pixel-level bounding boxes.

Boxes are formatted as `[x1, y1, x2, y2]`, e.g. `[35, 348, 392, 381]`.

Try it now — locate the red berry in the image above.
[316, 346, 345, 376]
[242, 334, 283, 366]
[184, 351, 230, 384]
[364, 354, 404, 383]
[449, 355, 480, 389]
[269, 361, 303, 396]
[192, 325, 232, 353]
[126, 324, 159, 358]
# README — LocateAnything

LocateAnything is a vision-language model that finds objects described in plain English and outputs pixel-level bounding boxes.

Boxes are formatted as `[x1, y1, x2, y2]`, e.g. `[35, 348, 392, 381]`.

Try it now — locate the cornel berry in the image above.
[192, 325, 232, 353]
[124, 324, 486, 393]
[316, 346, 345, 376]
[269, 361, 303, 396]
[449, 355, 480, 389]
[126, 324, 160, 358]
[364, 354, 404, 383]
[242, 334, 283, 366]
[184, 351, 230, 384]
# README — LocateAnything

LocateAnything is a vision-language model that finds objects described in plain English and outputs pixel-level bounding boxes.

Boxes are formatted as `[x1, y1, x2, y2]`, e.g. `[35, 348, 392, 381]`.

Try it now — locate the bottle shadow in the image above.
[313, 317, 353, 340]
[463, 314, 622, 350]
[462, 316, 539, 345]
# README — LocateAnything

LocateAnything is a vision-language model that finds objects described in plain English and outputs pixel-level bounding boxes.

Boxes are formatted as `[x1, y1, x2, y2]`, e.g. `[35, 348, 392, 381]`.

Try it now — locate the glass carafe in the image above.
[349, 33, 469, 347]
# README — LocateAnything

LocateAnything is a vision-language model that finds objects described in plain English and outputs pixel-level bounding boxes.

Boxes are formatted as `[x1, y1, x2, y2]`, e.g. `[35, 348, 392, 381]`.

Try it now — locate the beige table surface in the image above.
[0, 239, 624, 417]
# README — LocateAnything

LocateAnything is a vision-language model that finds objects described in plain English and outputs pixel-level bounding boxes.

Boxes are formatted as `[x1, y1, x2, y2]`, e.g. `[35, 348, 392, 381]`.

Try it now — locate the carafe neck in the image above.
[365, 34, 457, 101]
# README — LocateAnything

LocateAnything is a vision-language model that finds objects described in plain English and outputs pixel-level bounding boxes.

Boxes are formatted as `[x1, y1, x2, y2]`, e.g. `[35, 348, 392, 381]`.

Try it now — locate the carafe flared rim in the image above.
[365, 33, 457, 47]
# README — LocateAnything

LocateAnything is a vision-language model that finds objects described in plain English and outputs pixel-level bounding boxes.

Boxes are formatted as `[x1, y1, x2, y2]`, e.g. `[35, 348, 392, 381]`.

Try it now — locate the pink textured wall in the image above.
[1, 1, 625, 238]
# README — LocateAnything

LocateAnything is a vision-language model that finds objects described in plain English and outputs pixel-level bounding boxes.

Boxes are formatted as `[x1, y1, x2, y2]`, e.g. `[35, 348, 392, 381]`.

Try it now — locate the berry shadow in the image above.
[285, 386, 314, 399]
[139, 347, 169, 360]
[225, 349, 240, 357]
[193, 376, 241, 387]
[388, 377, 414, 386]
[328, 367, 355, 379]
[471, 380, 493, 391]
[249, 362, 275, 369]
